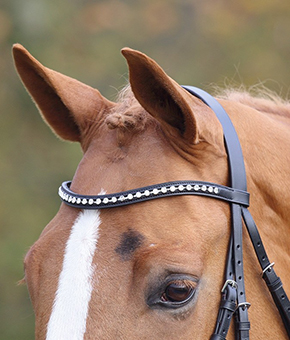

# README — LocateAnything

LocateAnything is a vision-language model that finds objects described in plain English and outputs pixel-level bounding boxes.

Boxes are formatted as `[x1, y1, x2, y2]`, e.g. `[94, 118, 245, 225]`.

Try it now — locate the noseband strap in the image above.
[59, 86, 290, 339]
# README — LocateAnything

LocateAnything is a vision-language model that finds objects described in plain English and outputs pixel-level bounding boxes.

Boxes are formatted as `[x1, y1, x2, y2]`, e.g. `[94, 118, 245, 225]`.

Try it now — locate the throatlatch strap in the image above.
[242, 207, 290, 338]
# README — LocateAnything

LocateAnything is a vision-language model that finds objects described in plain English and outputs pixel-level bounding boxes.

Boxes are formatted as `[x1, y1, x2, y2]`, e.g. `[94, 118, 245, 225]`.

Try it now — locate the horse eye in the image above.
[162, 281, 194, 303]
[147, 276, 197, 309]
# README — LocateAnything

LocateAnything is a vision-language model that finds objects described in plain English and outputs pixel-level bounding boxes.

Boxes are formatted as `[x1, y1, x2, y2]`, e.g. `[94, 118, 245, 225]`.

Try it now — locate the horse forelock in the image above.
[105, 85, 156, 132]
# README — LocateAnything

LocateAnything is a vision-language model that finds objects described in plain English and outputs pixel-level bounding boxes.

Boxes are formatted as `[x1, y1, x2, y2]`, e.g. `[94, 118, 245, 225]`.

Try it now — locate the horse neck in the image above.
[231, 104, 290, 253]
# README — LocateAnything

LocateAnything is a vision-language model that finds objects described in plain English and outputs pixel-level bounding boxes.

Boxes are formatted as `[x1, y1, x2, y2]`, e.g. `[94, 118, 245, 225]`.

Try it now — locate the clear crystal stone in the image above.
[111, 197, 117, 203]
[208, 186, 214, 193]
[178, 185, 185, 191]
[103, 197, 109, 204]
[135, 192, 142, 198]
[128, 194, 133, 200]
[96, 198, 102, 205]
[201, 185, 207, 192]
[186, 184, 192, 191]
[153, 188, 159, 195]
[170, 186, 176, 192]
[194, 185, 200, 191]
[88, 199, 94, 205]
[161, 187, 167, 193]
[82, 198, 87, 205]
[76, 198, 81, 204]
[144, 190, 150, 196]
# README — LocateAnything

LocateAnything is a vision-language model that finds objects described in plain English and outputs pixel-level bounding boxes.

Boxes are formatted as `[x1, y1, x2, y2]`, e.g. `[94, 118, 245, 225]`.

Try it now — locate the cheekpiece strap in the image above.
[59, 180, 249, 210]
[182, 86, 250, 340]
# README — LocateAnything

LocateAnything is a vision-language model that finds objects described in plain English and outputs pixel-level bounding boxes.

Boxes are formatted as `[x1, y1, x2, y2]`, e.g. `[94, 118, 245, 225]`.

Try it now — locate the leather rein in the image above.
[59, 86, 290, 339]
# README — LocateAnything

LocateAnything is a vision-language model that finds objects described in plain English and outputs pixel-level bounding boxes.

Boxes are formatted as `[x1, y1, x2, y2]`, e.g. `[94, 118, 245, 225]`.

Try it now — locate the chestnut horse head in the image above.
[13, 44, 290, 339]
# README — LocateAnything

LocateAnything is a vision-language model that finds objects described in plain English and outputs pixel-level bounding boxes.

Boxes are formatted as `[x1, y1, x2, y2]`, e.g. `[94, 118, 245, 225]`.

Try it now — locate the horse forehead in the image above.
[98, 196, 230, 251]
[74, 130, 186, 197]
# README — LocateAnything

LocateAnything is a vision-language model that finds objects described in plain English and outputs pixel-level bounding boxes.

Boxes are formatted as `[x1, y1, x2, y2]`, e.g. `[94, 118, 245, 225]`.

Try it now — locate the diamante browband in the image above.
[59, 180, 250, 209]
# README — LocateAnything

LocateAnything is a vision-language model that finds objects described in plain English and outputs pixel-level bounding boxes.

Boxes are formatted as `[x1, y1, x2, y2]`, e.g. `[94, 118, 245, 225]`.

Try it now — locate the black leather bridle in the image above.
[59, 86, 290, 339]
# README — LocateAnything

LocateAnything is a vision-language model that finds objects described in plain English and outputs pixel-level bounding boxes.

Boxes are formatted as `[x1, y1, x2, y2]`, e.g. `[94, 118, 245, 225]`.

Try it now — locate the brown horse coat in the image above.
[13, 44, 290, 339]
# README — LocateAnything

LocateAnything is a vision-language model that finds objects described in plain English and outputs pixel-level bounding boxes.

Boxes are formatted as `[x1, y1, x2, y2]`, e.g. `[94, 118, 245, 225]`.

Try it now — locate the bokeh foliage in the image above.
[1, 1, 289, 338]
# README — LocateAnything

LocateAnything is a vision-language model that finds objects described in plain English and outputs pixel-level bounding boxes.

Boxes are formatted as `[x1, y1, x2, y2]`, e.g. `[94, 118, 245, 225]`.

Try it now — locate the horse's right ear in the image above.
[12, 44, 115, 142]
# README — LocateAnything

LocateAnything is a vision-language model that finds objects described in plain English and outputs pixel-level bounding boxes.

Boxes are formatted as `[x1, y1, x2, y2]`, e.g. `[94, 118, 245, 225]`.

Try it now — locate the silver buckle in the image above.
[236, 302, 251, 311]
[221, 279, 238, 293]
[262, 262, 275, 276]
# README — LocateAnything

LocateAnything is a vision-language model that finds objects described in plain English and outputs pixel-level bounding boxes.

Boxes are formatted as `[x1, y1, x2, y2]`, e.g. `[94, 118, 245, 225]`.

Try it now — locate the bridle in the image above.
[59, 86, 290, 339]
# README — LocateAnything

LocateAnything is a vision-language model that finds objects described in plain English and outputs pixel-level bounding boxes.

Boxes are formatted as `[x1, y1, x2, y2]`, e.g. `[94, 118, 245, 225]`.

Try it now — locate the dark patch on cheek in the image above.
[115, 229, 145, 261]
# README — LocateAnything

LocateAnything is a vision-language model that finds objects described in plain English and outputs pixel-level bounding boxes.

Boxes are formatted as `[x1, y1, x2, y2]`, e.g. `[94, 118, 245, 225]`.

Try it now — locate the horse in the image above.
[13, 44, 290, 339]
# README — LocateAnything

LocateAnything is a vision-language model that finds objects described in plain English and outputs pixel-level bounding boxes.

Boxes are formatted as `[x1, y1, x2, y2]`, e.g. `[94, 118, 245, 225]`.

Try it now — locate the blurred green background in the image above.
[1, 0, 289, 339]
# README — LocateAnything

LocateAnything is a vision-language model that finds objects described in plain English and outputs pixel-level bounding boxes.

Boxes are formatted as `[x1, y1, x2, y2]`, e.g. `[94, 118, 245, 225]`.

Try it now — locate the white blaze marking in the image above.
[46, 209, 101, 340]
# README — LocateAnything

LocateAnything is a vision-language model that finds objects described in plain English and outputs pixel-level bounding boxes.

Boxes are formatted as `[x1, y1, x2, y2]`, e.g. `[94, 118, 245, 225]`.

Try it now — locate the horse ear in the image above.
[121, 48, 199, 144]
[13, 44, 115, 142]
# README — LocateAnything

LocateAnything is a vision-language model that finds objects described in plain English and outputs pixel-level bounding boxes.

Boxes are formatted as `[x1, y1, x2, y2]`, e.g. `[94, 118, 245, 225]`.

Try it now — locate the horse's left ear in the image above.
[122, 48, 209, 144]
